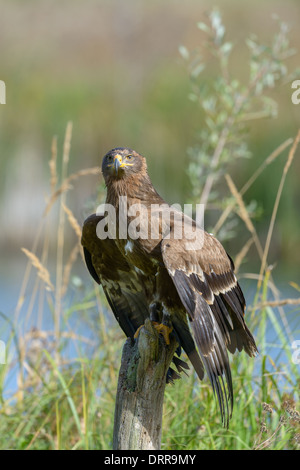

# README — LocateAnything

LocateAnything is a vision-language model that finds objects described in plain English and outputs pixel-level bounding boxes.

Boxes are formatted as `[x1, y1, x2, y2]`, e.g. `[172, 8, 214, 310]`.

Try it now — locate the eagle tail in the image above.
[171, 270, 233, 427]
[171, 315, 205, 381]
[190, 299, 233, 428]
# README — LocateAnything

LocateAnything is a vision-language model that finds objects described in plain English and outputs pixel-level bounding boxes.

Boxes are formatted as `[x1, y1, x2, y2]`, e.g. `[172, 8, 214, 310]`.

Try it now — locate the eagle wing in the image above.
[161, 229, 258, 426]
[81, 214, 149, 339]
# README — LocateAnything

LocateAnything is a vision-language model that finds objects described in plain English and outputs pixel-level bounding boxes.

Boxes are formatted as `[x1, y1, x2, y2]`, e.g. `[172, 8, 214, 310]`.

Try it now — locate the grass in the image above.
[0, 121, 299, 450]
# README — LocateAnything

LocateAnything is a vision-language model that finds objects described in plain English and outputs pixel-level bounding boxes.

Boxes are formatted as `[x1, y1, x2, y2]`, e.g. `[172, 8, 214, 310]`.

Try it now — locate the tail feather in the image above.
[190, 297, 233, 428]
[171, 314, 204, 380]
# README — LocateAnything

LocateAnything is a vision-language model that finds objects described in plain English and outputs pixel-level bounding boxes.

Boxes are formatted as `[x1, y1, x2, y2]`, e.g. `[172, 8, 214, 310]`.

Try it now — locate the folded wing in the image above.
[161, 229, 258, 426]
[81, 214, 149, 339]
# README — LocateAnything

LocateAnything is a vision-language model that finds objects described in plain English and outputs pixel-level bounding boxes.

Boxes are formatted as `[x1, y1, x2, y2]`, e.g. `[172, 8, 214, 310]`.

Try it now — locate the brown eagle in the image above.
[81, 147, 258, 427]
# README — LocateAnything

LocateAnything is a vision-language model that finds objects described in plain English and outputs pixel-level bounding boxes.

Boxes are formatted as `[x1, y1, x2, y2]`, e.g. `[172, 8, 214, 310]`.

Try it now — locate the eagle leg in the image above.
[152, 308, 173, 345]
[133, 304, 173, 344]
[133, 321, 173, 344]
[149, 301, 162, 323]
[133, 302, 162, 339]
[152, 323, 173, 345]
[133, 325, 144, 340]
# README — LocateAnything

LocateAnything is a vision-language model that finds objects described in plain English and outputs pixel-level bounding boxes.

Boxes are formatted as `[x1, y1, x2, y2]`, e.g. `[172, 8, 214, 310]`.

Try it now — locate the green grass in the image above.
[1, 312, 299, 450]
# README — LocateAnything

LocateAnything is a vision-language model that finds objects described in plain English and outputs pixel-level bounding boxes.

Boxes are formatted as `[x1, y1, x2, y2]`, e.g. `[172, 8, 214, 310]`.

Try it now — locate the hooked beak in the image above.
[113, 155, 123, 175]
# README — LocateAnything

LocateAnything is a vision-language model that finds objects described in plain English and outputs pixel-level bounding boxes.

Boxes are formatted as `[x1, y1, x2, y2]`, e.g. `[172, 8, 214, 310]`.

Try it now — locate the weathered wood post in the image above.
[113, 318, 178, 450]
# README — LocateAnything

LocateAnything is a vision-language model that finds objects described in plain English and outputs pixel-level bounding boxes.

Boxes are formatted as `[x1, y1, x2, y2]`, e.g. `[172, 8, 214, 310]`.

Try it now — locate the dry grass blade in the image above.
[225, 174, 264, 260]
[62, 202, 84, 267]
[254, 421, 285, 450]
[257, 298, 300, 309]
[54, 122, 73, 358]
[234, 237, 254, 273]
[21, 248, 54, 291]
[43, 183, 73, 216]
[241, 138, 293, 195]
[63, 122, 72, 166]
[214, 138, 293, 235]
[14, 222, 44, 325]
[62, 203, 82, 242]
[258, 129, 300, 287]
[21, 327, 96, 345]
[43, 167, 99, 216]
[66, 167, 100, 181]
[49, 136, 58, 193]
[61, 244, 80, 298]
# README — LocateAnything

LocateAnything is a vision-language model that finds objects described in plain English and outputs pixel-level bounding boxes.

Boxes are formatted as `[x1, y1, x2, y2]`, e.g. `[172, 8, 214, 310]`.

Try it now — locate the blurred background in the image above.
[0, 0, 299, 314]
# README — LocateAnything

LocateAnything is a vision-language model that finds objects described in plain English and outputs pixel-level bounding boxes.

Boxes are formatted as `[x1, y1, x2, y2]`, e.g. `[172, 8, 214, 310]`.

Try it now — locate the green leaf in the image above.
[178, 45, 189, 60]
[197, 22, 210, 33]
[190, 63, 205, 79]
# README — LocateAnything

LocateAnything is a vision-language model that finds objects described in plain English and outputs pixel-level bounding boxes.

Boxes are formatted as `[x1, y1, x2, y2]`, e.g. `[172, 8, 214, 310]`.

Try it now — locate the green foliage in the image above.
[180, 9, 298, 241]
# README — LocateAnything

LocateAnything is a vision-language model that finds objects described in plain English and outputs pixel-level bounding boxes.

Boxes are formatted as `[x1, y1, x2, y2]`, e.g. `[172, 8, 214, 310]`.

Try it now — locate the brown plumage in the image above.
[81, 147, 258, 427]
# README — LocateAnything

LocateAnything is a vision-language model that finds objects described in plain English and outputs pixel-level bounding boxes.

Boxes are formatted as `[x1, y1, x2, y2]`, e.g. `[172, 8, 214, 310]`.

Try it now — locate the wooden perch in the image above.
[113, 319, 178, 450]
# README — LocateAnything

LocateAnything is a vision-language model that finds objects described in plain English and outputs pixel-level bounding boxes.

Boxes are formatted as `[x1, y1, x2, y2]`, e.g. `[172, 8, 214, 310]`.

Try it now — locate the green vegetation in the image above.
[0, 9, 299, 451]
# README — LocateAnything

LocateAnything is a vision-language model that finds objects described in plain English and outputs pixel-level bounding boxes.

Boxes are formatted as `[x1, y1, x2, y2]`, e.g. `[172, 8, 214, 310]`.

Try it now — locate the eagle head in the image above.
[102, 147, 146, 181]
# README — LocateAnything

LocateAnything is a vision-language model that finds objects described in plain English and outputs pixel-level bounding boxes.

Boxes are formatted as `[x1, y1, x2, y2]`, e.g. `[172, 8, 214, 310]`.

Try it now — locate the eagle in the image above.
[81, 147, 258, 427]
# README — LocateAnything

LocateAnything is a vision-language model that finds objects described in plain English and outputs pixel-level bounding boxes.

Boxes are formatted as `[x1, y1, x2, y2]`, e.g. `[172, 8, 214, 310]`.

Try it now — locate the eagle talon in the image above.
[134, 322, 173, 345]
[133, 325, 144, 340]
[153, 323, 173, 345]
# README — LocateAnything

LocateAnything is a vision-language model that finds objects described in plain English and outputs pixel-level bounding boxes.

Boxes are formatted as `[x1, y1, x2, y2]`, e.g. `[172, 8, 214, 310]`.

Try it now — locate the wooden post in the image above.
[113, 319, 178, 450]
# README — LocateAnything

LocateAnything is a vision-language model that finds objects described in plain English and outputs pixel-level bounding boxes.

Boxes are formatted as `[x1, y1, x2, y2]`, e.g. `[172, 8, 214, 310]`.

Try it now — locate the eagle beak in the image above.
[113, 155, 123, 175]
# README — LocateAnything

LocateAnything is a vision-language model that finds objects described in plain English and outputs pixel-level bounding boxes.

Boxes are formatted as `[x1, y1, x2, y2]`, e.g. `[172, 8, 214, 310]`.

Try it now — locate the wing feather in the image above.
[81, 214, 149, 339]
[171, 269, 233, 426]
[161, 229, 258, 426]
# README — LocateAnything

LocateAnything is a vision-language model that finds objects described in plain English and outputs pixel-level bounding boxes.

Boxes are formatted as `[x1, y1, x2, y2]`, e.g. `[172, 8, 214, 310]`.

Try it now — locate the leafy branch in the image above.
[180, 9, 297, 240]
